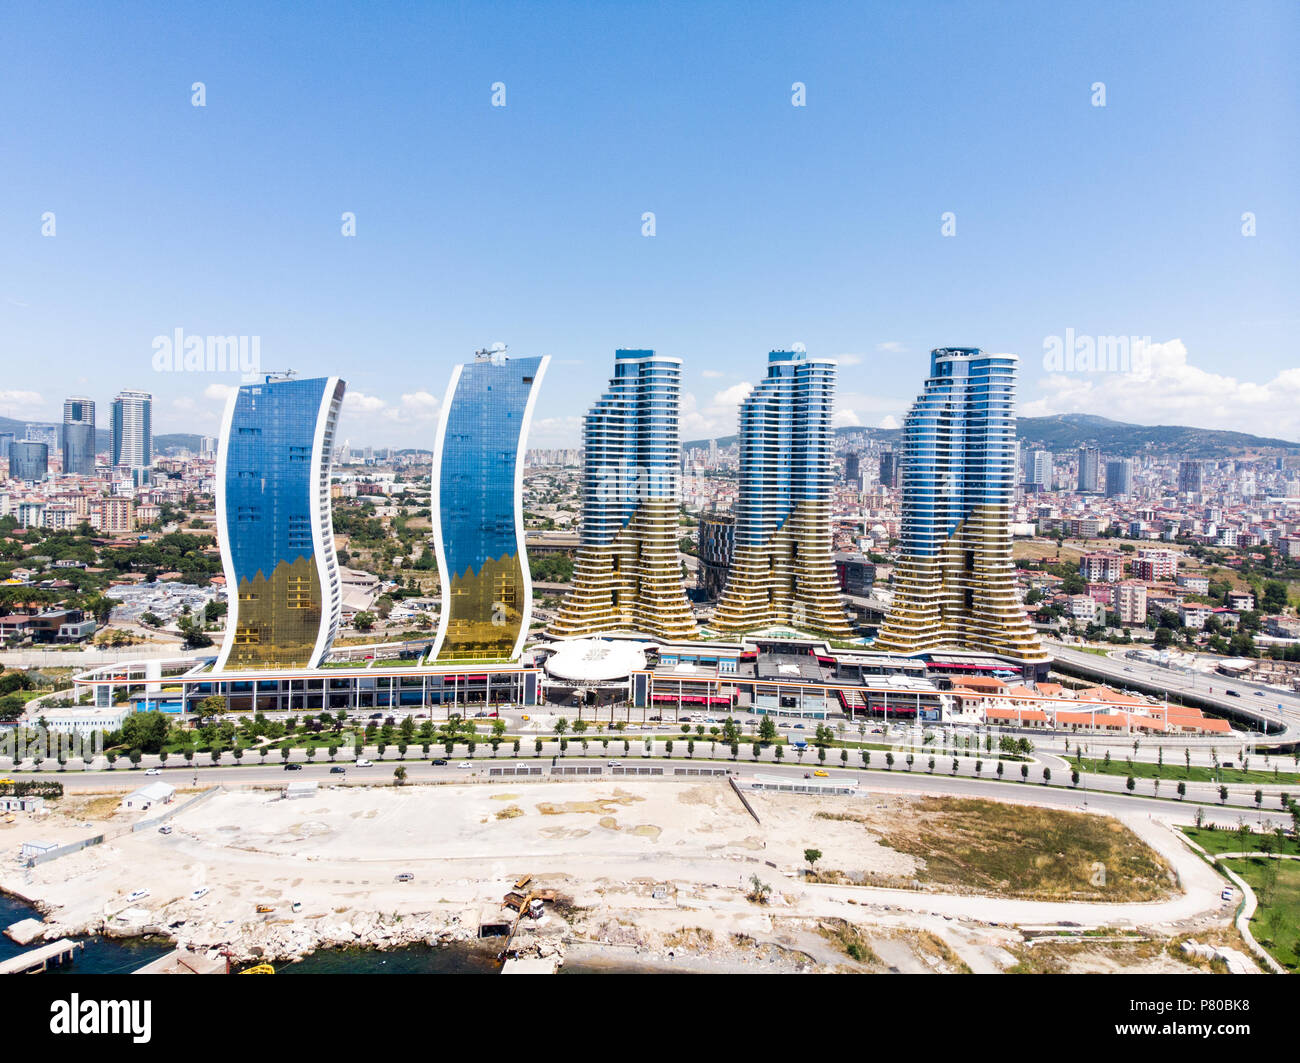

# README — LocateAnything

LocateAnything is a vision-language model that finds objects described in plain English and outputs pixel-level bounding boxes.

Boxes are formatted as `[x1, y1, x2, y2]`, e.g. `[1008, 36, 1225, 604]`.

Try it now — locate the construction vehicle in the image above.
[240, 964, 276, 974]
[514, 874, 532, 891]
[256, 904, 275, 914]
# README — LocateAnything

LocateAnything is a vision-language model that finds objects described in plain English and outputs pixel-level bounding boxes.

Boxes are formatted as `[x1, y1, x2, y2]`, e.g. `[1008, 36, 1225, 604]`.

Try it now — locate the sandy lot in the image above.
[0, 779, 1250, 971]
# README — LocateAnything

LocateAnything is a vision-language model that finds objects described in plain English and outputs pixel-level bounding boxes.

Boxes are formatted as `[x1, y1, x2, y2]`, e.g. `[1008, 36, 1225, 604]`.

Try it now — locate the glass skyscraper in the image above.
[8, 440, 49, 481]
[1077, 446, 1100, 493]
[1106, 458, 1134, 498]
[215, 375, 346, 671]
[111, 390, 153, 469]
[549, 349, 698, 640]
[432, 350, 549, 662]
[874, 348, 1047, 666]
[712, 350, 852, 637]
[62, 396, 96, 476]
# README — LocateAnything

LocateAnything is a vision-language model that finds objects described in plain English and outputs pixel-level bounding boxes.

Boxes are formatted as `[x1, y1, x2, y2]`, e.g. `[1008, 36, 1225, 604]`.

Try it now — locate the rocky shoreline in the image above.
[3, 886, 481, 965]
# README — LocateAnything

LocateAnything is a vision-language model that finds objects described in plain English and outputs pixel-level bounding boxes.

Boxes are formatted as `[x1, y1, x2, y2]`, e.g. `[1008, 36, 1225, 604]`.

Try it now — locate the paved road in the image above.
[10, 746, 1293, 830]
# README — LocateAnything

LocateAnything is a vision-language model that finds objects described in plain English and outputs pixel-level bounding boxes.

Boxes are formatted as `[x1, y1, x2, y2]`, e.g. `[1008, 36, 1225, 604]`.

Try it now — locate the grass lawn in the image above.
[1071, 756, 1300, 787]
[1181, 826, 1300, 857]
[1221, 857, 1300, 972]
[873, 796, 1174, 902]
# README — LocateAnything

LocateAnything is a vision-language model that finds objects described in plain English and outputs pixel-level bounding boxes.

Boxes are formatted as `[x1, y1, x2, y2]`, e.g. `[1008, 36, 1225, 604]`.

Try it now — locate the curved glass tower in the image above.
[548, 349, 698, 640]
[432, 350, 549, 662]
[712, 350, 852, 637]
[215, 375, 346, 671]
[874, 348, 1047, 665]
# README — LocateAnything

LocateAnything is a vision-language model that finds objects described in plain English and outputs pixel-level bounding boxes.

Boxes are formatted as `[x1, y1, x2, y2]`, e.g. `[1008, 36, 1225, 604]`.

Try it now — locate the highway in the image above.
[1047, 642, 1300, 743]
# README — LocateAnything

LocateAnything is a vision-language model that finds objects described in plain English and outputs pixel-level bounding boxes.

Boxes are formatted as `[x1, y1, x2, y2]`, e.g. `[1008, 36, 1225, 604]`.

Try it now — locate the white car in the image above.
[189, 886, 210, 901]
[126, 889, 150, 902]
[456, 761, 472, 769]
[355, 759, 373, 767]
[144, 768, 161, 776]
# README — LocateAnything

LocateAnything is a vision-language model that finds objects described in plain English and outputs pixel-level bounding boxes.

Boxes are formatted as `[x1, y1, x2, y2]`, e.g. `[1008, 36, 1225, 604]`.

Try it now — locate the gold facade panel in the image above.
[227, 555, 323, 670]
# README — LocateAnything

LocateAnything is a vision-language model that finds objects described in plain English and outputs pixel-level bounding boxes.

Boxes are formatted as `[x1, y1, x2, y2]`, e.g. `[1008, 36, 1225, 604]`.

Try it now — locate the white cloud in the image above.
[713, 382, 753, 407]
[0, 389, 43, 407]
[679, 381, 754, 439]
[832, 390, 910, 434]
[529, 415, 583, 447]
[394, 391, 440, 419]
[701, 369, 724, 379]
[165, 395, 223, 429]
[833, 353, 864, 366]
[203, 383, 236, 402]
[343, 391, 387, 413]
[1022, 338, 1300, 440]
[876, 341, 906, 354]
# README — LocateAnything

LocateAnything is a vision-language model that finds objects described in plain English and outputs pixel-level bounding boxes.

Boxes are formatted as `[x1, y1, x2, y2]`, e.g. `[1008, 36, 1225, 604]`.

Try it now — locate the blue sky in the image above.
[1, 1, 1297, 446]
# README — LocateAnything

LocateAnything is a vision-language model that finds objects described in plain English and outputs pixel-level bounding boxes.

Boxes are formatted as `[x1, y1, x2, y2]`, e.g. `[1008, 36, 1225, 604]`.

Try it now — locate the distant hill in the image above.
[686, 413, 1297, 459]
[1013, 414, 1296, 457]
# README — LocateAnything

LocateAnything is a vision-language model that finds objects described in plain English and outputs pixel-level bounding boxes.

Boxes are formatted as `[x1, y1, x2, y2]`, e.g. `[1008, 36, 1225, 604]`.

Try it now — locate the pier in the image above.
[0, 938, 84, 974]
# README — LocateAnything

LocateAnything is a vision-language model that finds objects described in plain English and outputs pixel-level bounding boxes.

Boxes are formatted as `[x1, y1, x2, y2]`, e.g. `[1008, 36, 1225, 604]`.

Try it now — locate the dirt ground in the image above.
[0, 779, 1249, 972]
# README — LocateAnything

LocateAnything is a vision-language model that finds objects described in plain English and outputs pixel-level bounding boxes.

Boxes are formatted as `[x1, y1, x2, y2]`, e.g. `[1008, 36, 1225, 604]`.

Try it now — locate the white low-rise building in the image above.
[122, 781, 175, 811]
[25, 705, 131, 735]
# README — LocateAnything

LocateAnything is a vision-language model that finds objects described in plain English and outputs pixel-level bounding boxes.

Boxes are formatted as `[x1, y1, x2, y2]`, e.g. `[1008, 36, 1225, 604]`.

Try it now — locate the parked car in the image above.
[158, 825, 173, 835]
[355, 759, 373, 767]
[395, 872, 415, 883]
[126, 889, 150, 902]
[189, 886, 210, 901]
